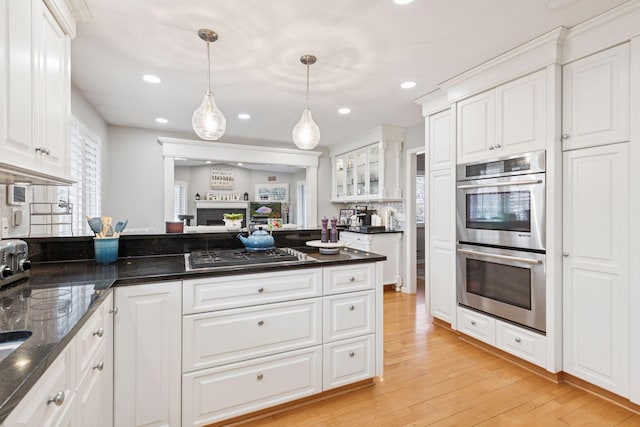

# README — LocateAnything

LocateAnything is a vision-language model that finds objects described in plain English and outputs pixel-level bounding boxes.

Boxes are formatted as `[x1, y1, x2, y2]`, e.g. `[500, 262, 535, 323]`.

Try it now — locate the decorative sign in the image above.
[268, 176, 277, 182]
[255, 183, 289, 202]
[210, 167, 234, 190]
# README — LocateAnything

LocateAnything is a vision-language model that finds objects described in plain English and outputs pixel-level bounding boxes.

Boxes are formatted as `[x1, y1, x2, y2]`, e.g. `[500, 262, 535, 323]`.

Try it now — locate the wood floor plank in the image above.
[236, 290, 637, 426]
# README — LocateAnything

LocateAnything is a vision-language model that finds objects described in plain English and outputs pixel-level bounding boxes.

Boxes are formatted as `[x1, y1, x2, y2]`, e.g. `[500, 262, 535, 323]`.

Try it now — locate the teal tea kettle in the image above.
[237, 227, 275, 251]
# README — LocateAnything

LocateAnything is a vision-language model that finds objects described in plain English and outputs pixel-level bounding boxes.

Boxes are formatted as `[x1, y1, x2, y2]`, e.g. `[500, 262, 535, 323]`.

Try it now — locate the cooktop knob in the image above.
[19, 259, 31, 271]
[0, 265, 12, 279]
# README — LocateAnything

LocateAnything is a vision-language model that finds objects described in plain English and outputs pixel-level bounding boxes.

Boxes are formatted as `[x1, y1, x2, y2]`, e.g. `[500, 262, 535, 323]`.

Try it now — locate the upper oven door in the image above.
[457, 173, 545, 250]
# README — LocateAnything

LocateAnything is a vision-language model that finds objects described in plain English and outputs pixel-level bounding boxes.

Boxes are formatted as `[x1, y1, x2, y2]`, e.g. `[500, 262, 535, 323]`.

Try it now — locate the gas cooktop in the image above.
[187, 248, 302, 270]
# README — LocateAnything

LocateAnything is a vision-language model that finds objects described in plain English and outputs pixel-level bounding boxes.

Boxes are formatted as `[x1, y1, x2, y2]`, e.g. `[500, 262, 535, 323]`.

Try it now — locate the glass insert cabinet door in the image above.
[356, 150, 367, 196]
[346, 154, 355, 197]
[335, 157, 345, 198]
[368, 144, 380, 197]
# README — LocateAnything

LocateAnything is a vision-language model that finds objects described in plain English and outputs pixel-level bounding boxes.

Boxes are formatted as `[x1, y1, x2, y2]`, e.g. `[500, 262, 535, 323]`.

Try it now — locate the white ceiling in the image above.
[72, 0, 629, 148]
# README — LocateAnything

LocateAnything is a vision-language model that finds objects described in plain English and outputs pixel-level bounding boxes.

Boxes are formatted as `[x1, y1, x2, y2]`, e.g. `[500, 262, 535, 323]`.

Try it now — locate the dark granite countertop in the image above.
[0, 246, 385, 423]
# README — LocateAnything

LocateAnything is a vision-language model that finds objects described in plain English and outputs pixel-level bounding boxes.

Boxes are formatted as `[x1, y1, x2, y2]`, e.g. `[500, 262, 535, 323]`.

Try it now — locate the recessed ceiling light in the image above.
[155, 117, 168, 124]
[175, 157, 186, 161]
[143, 74, 161, 84]
[393, 0, 414, 4]
[338, 107, 351, 115]
[238, 113, 251, 120]
[206, 160, 213, 164]
[400, 81, 416, 89]
[237, 162, 243, 166]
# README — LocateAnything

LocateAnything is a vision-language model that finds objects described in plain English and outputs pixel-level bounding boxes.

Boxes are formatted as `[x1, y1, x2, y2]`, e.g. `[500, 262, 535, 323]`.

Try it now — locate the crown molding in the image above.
[414, 89, 450, 117]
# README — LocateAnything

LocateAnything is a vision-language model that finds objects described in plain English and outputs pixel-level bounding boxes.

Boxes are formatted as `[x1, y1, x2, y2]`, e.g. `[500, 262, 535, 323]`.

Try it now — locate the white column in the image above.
[306, 166, 318, 227]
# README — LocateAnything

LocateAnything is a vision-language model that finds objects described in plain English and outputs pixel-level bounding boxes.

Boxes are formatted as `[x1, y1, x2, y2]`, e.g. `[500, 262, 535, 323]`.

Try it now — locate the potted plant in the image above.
[223, 213, 243, 231]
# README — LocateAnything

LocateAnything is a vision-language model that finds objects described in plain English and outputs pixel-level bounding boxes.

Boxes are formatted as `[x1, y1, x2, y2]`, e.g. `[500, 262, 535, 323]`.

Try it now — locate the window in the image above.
[173, 181, 188, 221]
[296, 180, 307, 228]
[66, 115, 102, 235]
[416, 175, 425, 224]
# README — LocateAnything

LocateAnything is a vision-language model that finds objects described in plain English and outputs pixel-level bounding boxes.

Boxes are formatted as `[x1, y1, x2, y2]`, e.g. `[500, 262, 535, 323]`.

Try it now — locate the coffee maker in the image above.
[354, 206, 374, 227]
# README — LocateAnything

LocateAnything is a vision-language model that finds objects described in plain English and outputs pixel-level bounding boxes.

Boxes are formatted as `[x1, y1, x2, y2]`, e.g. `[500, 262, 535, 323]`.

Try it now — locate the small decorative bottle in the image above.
[243, 192, 249, 201]
[321, 217, 329, 243]
[330, 217, 338, 243]
[195, 193, 200, 200]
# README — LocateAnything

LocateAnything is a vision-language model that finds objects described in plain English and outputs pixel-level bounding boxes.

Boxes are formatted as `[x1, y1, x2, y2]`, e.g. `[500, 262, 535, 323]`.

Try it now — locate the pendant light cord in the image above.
[305, 62, 310, 109]
[207, 40, 212, 93]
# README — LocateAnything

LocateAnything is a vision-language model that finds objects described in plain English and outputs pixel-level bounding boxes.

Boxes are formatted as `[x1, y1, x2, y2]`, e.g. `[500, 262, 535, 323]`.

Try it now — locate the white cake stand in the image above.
[305, 240, 348, 255]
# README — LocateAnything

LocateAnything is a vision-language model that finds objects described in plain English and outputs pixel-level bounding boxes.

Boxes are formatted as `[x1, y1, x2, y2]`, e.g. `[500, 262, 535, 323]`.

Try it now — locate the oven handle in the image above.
[457, 179, 543, 189]
[457, 248, 543, 265]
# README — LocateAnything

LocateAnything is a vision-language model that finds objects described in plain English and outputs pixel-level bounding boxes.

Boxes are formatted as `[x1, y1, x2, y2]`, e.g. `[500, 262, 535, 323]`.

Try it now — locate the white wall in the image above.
[316, 155, 339, 224]
[404, 121, 425, 151]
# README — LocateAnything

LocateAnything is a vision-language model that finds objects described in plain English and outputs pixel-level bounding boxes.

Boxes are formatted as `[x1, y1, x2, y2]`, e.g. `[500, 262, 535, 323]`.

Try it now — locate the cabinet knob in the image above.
[109, 307, 118, 315]
[93, 361, 104, 371]
[257, 320, 264, 326]
[349, 277, 355, 282]
[515, 337, 521, 343]
[562, 252, 570, 257]
[488, 145, 495, 150]
[349, 351, 355, 357]
[349, 305, 355, 311]
[93, 328, 104, 337]
[470, 320, 477, 326]
[258, 287, 265, 293]
[257, 373, 264, 380]
[35, 147, 51, 156]
[494, 144, 501, 148]
[47, 391, 65, 406]
[562, 133, 570, 139]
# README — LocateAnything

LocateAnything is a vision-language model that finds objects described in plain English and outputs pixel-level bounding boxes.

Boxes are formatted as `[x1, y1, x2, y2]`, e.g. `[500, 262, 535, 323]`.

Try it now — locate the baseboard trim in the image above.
[432, 321, 640, 415]
[206, 379, 376, 426]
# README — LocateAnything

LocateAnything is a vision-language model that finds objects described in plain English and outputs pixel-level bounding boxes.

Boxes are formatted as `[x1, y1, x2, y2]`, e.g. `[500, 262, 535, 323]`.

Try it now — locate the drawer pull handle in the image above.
[93, 361, 104, 371]
[349, 305, 355, 311]
[258, 320, 264, 326]
[109, 307, 118, 315]
[47, 391, 65, 406]
[515, 337, 521, 343]
[349, 351, 355, 357]
[349, 277, 355, 282]
[258, 287, 265, 293]
[257, 373, 264, 380]
[470, 320, 477, 326]
[93, 328, 104, 337]
[562, 133, 570, 139]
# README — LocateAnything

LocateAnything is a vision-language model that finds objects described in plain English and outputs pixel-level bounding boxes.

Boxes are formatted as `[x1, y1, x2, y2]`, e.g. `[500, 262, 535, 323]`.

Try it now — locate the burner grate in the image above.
[189, 248, 299, 269]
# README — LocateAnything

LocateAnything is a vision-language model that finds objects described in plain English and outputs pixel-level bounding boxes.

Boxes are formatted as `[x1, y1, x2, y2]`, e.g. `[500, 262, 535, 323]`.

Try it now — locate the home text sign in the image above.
[210, 166, 234, 190]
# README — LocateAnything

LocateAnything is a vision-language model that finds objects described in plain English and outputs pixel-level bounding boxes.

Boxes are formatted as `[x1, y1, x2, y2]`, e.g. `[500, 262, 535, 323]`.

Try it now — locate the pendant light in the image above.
[192, 29, 226, 140]
[292, 54, 320, 150]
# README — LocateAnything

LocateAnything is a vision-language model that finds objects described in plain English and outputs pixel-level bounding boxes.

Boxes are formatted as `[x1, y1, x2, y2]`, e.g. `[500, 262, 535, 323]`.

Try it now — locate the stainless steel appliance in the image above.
[457, 243, 546, 333]
[0, 240, 31, 287]
[185, 248, 303, 271]
[457, 150, 546, 251]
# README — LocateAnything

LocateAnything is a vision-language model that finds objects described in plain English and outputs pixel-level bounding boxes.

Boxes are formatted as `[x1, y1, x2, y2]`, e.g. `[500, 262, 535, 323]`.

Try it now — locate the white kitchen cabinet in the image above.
[2, 338, 76, 427]
[0, 0, 72, 183]
[182, 346, 323, 427]
[323, 263, 374, 295]
[75, 293, 113, 427]
[338, 231, 402, 289]
[562, 143, 629, 397]
[183, 298, 322, 372]
[323, 290, 375, 343]
[428, 168, 455, 324]
[323, 334, 375, 390]
[428, 109, 453, 171]
[562, 43, 629, 151]
[457, 70, 546, 163]
[331, 125, 404, 201]
[457, 306, 496, 345]
[114, 282, 182, 427]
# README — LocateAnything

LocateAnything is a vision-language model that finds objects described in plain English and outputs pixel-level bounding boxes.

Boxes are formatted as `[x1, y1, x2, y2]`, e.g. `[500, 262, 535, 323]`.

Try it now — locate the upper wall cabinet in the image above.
[0, 0, 73, 184]
[457, 69, 547, 164]
[428, 108, 453, 171]
[562, 43, 630, 151]
[331, 125, 404, 202]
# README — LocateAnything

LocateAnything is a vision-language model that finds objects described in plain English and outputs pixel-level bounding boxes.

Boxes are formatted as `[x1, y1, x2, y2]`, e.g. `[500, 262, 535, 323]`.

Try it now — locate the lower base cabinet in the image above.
[323, 334, 375, 390]
[457, 306, 546, 368]
[182, 346, 323, 427]
[113, 282, 181, 427]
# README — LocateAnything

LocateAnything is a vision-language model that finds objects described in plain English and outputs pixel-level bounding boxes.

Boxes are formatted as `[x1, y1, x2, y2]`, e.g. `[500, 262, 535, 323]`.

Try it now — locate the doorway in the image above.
[416, 153, 425, 298]
[403, 147, 426, 307]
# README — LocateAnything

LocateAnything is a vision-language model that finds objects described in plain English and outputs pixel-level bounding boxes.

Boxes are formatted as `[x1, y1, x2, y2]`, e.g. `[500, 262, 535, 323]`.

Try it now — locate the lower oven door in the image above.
[456, 244, 546, 333]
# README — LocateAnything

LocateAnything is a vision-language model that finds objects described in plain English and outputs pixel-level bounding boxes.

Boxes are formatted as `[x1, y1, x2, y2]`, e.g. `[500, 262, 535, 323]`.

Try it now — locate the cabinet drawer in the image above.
[182, 346, 322, 427]
[183, 269, 322, 314]
[324, 264, 375, 295]
[324, 291, 375, 342]
[496, 321, 546, 367]
[3, 341, 76, 427]
[76, 300, 109, 377]
[339, 232, 372, 246]
[457, 306, 496, 345]
[76, 339, 110, 427]
[183, 298, 322, 372]
[323, 335, 375, 390]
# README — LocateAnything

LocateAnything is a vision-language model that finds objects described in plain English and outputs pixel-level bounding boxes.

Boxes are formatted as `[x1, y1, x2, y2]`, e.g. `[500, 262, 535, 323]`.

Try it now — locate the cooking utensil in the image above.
[88, 217, 102, 236]
[114, 220, 128, 237]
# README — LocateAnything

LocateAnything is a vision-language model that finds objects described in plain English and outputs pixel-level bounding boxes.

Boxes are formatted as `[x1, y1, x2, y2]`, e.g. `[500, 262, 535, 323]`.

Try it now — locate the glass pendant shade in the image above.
[292, 108, 320, 150]
[192, 90, 226, 140]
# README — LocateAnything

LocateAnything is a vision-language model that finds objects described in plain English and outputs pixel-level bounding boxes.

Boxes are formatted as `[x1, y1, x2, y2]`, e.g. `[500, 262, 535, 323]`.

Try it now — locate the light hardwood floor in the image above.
[241, 289, 639, 426]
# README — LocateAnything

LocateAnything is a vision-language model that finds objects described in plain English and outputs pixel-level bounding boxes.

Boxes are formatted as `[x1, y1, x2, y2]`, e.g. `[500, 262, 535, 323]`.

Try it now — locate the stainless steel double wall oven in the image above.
[456, 150, 546, 333]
